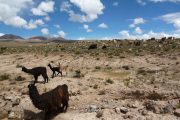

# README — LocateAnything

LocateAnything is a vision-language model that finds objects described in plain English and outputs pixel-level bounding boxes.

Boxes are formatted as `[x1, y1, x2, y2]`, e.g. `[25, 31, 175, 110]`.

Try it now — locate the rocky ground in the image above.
[0, 40, 180, 120]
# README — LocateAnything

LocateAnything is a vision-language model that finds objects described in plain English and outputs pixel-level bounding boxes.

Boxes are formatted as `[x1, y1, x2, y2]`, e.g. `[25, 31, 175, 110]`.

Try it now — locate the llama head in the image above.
[22, 66, 26, 72]
[62, 84, 68, 90]
[28, 82, 36, 90]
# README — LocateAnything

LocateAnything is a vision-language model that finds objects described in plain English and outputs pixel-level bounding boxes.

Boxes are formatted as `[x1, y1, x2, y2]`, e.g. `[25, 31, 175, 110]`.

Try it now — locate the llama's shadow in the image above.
[28, 80, 46, 84]
[24, 109, 62, 120]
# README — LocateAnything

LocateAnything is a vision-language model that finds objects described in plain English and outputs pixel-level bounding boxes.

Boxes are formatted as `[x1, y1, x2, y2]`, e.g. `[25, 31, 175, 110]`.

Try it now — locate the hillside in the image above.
[0, 34, 24, 40]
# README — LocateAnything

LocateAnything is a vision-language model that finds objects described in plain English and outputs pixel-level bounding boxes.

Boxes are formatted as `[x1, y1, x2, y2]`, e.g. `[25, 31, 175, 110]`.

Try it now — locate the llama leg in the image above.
[44, 111, 51, 120]
[34, 75, 38, 84]
[60, 71, 62, 77]
[57, 71, 60, 75]
[54, 71, 57, 77]
[46, 75, 48, 83]
[52, 71, 55, 78]
[42, 74, 47, 84]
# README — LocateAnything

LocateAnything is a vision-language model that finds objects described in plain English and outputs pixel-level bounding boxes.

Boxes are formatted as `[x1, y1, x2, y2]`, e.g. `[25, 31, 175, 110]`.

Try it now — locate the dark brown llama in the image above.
[22, 66, 48, 84]
[48, 63, 62, 78]
[28, 83, 69, 119]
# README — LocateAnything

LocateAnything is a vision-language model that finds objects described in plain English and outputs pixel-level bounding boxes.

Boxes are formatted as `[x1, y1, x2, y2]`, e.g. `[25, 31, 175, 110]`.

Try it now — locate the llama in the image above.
[59, 63, 69, 76]
[22, 66, 48, 84]
[48, 63, 62, 78]
[28, 83, 69, 119]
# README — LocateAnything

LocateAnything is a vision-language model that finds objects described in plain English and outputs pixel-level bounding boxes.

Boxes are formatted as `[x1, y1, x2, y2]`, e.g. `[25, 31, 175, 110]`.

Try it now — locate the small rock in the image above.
[122, 114, 133, 119]
[0, 100, 6, 108]
[15, 76, 25, 81]
[122, 115, 129, 119]
[89, 105, 98, 112]
[21, 88, 28, 95]
[122, 66, 130, 70]
[163, 104, 173, 114]
[77, 90, 82, 95]
[143, 100, 162, 114]
[127, 102, 138, 108]
[141, 110, 148, 116]
[115, 107, 120, 114]
[120, 107, 129, 114]
[174, 109, 180, 117]
[4, 95, 14, 101]
[78, 82, 83, 86]
[101, 105, 109, 109]
[8, 112, 15, 119]
[96, 110, 103, 118]
[12, 98, 21, 107]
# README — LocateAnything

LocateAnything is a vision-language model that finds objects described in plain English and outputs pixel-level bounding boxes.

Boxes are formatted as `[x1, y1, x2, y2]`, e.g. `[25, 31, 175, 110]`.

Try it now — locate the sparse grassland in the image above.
[0, 39, 180, 120]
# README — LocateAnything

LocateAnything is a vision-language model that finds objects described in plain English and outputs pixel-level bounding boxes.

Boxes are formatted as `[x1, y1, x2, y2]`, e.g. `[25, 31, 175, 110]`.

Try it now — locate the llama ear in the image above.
[30, 81, 35, 85]
[28, 84, 31, 88]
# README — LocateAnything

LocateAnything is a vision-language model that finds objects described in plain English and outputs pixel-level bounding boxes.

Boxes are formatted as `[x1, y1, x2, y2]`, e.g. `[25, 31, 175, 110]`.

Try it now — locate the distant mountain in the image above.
[50, 37, 66, 41]
[29, 36, 49, 41]
[0, 34, 23, 40]
[0, 34, 68, 42]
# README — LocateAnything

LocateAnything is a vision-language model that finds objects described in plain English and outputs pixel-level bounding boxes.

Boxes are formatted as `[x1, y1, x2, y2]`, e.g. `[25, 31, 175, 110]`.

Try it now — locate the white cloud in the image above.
[0, 0, 33, 28]
[149, 0, 180, 3]
[112, 2, 119, 6]
[78, 37, 86, 40]
[119, 30, 180, 39]
[4, 16, 27, 27]
[83, 24, 92, 32]
[98, 23, 108, 29]
[60, 1, 72, 12]
[25, 19, 44, 29]
[134, 27, 143, 34]
[0, 33, 4, 36]
[41, 28, 49, 35]
[58, 30, 66, 38]
[44, 16, 50, 21]
[101, 37, 113, 40]
[31, 1, 55, 16]
[137, 0, 180, 5]
[159, 12, 180, 29]
[54, 24, 60, 28]
[119, 30, 130, 38]
[60, 0, 105, 23]
[129, 17, 146, 28]
[137, 0, 146, 5]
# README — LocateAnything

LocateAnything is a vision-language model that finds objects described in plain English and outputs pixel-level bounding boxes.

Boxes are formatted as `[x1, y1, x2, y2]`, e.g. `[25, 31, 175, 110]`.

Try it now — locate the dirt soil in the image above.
[0, 41, 180, 120]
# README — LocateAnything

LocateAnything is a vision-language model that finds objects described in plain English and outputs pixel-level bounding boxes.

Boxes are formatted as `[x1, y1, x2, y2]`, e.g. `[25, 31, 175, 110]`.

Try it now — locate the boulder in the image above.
[174, 109, 180, 117]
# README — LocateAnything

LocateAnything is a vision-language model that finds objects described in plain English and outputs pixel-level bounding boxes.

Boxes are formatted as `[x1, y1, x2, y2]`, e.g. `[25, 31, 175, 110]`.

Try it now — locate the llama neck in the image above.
[24, 68, 32, 74]
[29, 88, 45, 110]
[49, 64, 53, 70]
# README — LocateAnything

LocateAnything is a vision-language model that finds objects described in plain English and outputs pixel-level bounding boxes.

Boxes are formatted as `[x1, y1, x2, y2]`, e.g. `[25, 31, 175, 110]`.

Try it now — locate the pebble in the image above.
[120, 107, 129, 114]
[8, 112, 15, 119]
[96, 110, 103, 118]
[115, 107, 120, 114]
[89, 105, 98, 112]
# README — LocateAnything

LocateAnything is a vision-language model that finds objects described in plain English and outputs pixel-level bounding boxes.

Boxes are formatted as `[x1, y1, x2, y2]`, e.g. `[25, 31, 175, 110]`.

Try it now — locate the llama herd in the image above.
[21, 63, 69, 120]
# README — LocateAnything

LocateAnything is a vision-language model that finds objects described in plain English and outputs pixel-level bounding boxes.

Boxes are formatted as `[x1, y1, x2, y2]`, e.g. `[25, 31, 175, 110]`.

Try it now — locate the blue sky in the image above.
[0, 0, 180, 40]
